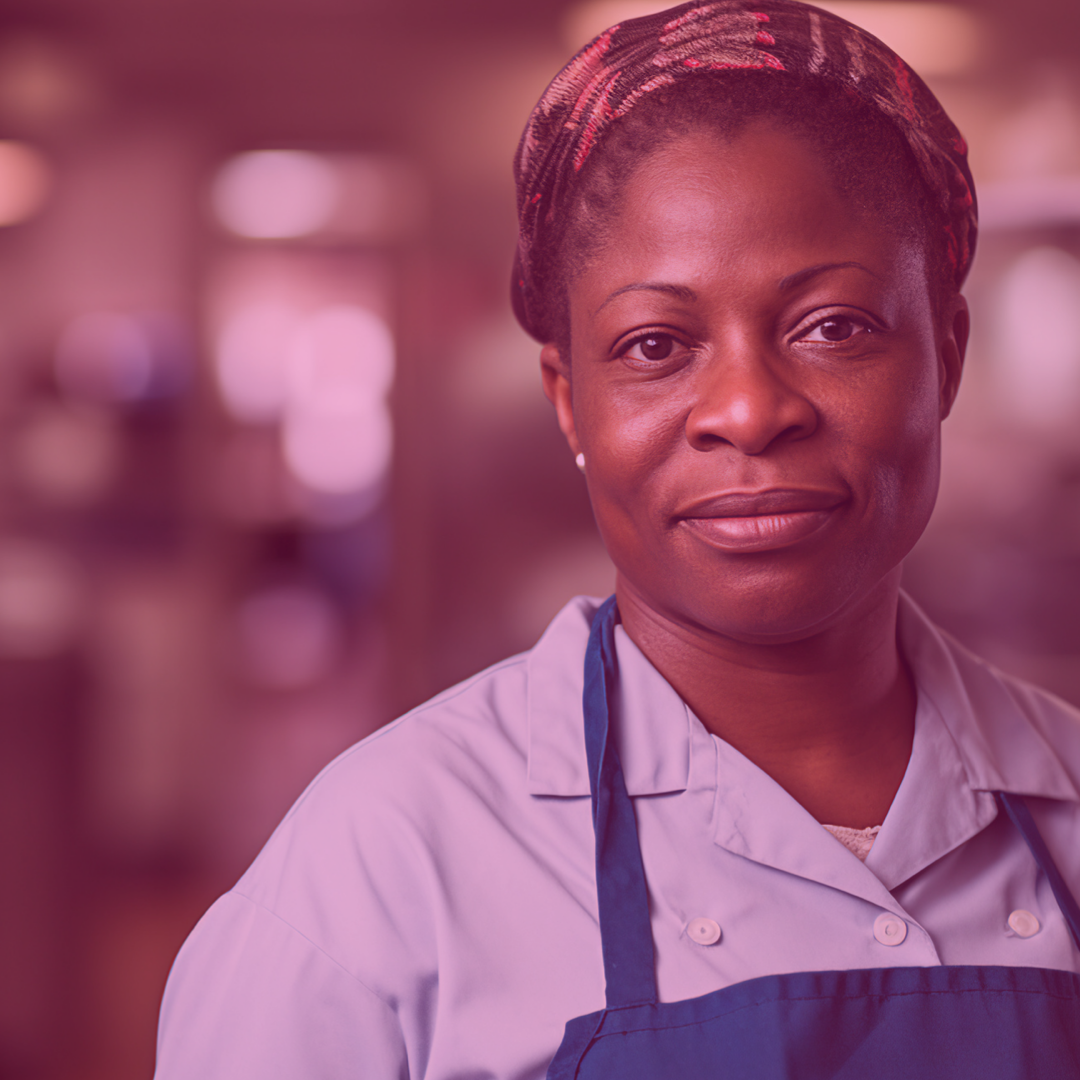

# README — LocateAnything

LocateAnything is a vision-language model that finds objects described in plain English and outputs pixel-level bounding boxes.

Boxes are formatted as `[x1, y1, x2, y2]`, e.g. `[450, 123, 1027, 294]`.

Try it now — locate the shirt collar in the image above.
[526, 596, 691, 797]
[525, 592, 1080, 814]
[896, 592, 1080, 804]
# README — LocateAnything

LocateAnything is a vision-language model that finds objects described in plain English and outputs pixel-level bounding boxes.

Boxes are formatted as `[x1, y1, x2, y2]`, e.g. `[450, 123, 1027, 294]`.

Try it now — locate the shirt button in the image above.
[873, 913, 908, 946]
[1008, 909, 1040, 938]
[687, 917, 721, 946]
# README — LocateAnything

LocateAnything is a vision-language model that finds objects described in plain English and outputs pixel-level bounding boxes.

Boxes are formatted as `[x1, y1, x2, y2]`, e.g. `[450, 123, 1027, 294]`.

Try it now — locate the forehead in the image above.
[600, 122, 904, 287]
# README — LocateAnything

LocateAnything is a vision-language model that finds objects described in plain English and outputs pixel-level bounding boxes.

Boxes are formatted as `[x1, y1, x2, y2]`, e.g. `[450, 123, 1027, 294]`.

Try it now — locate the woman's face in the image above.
[542, 121, 967, 644]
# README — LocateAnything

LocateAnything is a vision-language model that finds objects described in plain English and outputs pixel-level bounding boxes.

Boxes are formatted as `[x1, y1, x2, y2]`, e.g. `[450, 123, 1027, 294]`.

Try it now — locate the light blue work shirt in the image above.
[155, 593, 1080, 1079]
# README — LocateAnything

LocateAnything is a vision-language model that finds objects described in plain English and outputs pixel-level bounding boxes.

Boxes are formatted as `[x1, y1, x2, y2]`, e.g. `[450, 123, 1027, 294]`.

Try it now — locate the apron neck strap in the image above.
[584, 596, 659, 1008]
[581, 601, 1080, 1009]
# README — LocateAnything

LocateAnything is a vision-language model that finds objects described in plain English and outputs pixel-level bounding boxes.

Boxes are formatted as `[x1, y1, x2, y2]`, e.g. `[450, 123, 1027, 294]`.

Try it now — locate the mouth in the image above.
[676, 488, 847, 553]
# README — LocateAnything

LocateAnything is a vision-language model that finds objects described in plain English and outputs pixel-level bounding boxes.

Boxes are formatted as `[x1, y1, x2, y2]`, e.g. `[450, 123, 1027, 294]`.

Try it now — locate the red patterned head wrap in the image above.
[511, 0, 977, 342]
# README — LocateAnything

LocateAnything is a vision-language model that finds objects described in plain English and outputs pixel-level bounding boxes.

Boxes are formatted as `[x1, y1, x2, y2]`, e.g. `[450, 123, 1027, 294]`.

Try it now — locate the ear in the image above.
[938, 294, 969, 420]
[541, 342, 582, 456]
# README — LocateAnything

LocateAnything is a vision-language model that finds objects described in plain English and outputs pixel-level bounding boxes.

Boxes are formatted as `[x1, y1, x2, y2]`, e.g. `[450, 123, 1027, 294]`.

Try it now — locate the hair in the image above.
[531, 71, 955, 354]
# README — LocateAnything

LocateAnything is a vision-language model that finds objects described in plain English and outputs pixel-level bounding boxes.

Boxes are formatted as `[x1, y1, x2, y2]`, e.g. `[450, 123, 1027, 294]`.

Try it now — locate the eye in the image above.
[623, 333, 679, 362]
[799, 316, 870, 343]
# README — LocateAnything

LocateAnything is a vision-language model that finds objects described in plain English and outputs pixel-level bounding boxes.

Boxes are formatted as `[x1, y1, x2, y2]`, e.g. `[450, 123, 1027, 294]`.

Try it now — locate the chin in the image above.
[624, 547, 898, 646]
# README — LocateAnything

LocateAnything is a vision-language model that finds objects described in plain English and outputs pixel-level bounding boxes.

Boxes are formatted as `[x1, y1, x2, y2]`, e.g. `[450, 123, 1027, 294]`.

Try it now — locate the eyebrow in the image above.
[595, 264, 880, 313]
[777, 262, 882, 291]
[595, 281, 699, 314]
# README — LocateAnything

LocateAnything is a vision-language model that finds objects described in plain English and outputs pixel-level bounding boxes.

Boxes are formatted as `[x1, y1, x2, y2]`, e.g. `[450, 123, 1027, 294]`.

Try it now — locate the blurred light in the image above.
[216, 303, 300, 421]
[14, 405, 120, 505]
[994, 247, 1080, 425]
[234, 585, 341, 688]
[563, 1, 981, 78]
[282, 305, 394, 498]
[0, 140, 51, 226]
[283, 404, 393, 496]
[288, 305, 394, 413]
[215, 302, 395, 503]
[54, 311, 192, 404]
[211, 151, 426, 242]
[0, 541, 82, 657]
[212, 151, 339, 239]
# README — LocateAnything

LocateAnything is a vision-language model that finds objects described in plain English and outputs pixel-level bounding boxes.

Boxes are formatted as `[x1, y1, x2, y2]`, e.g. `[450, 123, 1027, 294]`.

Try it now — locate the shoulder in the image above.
[261, 592, 599, 836]
[160, 597, 606, 1076]
[227, 595, 601, 957]
[278, 647, 533, 830]
[236, 649, 533, 910]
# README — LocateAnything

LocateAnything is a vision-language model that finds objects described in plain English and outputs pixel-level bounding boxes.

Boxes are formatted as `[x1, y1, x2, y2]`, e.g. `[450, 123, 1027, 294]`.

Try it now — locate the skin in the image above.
[541, 121, 969, 828]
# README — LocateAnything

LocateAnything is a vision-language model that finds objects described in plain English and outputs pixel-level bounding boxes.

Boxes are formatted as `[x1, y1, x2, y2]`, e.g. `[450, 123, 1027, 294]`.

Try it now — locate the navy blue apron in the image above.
[547, 596, 1080, 1079]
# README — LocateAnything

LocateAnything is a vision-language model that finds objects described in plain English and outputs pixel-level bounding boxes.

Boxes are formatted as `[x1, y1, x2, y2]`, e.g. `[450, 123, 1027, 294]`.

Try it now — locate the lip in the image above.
[676, 488, 847, 553]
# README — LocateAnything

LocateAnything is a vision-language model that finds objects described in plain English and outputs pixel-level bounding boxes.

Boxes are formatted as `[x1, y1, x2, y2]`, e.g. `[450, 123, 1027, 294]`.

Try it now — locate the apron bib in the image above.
[547, 597, 1080, 1079]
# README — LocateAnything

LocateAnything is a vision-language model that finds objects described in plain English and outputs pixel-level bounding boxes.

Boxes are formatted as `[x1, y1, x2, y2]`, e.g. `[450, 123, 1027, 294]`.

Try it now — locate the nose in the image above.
[685, 346, 817, 455]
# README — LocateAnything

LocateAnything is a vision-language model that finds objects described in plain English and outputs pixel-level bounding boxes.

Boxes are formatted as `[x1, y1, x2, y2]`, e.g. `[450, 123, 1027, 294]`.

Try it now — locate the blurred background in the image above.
[0, 0, 1075, 1075]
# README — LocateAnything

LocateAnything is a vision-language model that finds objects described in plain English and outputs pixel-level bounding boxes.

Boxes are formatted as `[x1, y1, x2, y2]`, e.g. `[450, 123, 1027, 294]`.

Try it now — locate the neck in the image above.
[616, 571, 915, 828]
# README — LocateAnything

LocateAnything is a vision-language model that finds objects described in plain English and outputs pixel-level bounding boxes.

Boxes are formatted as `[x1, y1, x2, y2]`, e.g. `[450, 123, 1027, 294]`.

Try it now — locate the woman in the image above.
[155, 2, 1080, 1077]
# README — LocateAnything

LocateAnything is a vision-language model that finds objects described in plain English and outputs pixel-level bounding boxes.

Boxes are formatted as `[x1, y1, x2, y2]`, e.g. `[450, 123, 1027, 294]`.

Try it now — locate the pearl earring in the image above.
[575, 452, 586, 472]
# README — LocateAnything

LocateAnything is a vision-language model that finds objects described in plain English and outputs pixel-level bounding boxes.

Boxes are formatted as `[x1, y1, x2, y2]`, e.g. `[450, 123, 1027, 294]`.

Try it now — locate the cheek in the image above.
[575, 378, 685, 490]
[571, 381, 692, 571]
[858, 356, 943, 526]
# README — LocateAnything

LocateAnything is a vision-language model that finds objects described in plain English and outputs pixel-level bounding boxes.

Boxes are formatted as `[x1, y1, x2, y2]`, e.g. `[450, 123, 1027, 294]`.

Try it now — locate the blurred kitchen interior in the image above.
[0, 0, 1077, 1076]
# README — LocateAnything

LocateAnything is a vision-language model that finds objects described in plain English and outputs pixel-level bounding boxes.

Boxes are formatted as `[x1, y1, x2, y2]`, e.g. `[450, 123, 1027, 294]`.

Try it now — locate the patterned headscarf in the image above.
[512, 0, 977, 342]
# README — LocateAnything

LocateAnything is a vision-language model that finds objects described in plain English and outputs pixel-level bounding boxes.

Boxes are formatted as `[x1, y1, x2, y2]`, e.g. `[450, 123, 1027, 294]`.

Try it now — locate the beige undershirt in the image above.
[822, 823, 882, 861]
